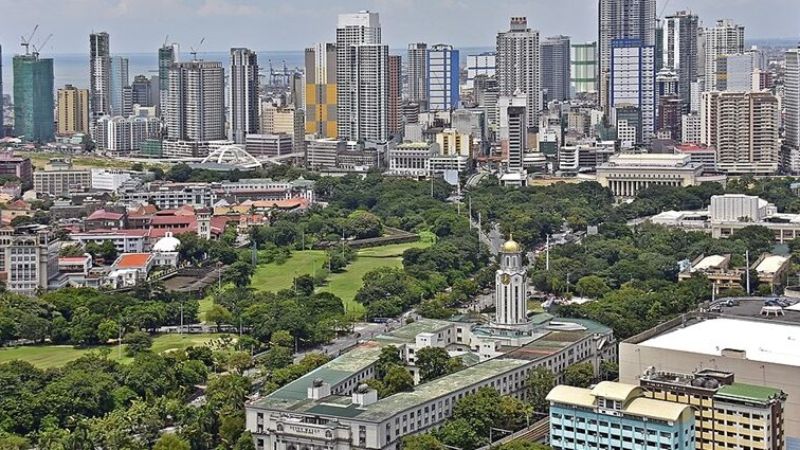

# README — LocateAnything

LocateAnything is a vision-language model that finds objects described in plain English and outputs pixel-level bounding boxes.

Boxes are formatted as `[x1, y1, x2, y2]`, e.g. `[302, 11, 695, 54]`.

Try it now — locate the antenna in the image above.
[20, 24, 39, 56]
[189, 37, 205, 61]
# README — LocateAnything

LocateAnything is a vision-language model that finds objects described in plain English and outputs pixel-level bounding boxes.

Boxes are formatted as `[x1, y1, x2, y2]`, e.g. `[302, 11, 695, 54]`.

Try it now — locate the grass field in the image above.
[0, 333, 223, 369]
[18, 151, 165, 171]
[248, 241, 432, 319]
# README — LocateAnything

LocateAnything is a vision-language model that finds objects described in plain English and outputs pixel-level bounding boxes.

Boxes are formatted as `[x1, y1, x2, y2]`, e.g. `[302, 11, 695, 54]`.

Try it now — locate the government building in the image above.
[595, 154, 725, 198]
[245, 238, 616, 450]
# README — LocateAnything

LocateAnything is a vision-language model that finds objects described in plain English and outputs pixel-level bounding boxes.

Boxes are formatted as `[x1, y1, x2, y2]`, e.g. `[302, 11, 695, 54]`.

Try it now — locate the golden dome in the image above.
[501, 235, 521, 253]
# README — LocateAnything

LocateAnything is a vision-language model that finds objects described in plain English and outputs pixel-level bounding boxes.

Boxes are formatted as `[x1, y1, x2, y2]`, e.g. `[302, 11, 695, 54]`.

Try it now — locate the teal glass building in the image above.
[13, 54, 54, 143]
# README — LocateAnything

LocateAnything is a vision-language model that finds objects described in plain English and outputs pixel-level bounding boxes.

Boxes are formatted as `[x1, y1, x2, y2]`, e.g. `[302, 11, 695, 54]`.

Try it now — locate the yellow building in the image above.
[435, 128, 473, 157]
[304, 43, 337, 139]
[57, 84, 90, 135]
[640, 369, 786, 450]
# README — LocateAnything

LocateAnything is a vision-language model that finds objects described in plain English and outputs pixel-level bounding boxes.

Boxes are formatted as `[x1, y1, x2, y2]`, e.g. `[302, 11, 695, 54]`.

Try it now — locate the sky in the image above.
[0, 0, 798, 55]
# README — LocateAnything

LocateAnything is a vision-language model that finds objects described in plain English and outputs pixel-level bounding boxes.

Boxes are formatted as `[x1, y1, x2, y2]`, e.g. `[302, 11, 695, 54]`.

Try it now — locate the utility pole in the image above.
[745, 250, 751, 294]
[546, 235, 550, 271]
[180, 301, 184, 335]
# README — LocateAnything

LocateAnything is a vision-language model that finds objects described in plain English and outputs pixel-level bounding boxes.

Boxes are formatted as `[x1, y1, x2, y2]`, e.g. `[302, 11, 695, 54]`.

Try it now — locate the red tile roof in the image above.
[87, 210, 125, 221]
[114, 253, 152, 269]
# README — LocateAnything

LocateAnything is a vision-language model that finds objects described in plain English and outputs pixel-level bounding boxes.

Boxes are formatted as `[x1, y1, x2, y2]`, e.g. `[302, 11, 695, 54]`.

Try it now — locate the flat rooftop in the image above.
[640, 318, 800, 367]
[716, 383, 785, 403]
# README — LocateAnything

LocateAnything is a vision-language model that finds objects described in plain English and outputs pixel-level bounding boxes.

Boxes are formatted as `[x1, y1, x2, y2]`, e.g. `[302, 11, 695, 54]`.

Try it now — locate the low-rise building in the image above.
[547, 382, 696, 450]
[0, 154, 33, 185]
[596, 154, 708, 197]
[678, 254, 743, 293]
[387, 142, 435, 178]
[33, 160, 92, 196]
[0, 225, 60, 295]
[107, 252, 155, 289]
[558, 141, 615, 173]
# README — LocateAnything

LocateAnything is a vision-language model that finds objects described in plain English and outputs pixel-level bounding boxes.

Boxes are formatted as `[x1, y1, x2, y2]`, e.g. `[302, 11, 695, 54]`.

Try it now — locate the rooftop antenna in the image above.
[189, 37, 205, 61]
[20, 24, 39, 56]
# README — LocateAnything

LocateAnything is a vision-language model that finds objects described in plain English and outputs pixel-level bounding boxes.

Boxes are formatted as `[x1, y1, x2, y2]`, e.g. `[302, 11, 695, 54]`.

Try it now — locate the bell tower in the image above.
[495, 235, 528, 325]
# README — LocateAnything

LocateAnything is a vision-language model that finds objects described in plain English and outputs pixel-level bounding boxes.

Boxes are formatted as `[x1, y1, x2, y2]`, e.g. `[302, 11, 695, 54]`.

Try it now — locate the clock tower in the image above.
[495, 235, 528, 325]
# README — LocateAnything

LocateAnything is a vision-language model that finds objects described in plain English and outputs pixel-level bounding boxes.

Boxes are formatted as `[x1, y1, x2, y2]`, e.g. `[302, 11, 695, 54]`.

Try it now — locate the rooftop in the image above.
[547, 382, 692, 422]
[113, 253, 153, 269]
[716, 383, 785, 403]
[640, 318, 800, 367]
[755, 255, 789, 274]
[693, 254, 727, 271]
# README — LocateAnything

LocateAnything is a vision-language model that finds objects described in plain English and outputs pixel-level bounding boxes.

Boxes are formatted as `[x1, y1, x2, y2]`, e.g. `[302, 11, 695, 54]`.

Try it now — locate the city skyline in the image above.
[0, 0, 796, 55]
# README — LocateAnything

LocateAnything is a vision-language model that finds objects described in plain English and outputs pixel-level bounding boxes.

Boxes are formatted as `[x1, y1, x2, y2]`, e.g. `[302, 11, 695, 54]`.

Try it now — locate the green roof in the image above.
[716, 383, 784, 403]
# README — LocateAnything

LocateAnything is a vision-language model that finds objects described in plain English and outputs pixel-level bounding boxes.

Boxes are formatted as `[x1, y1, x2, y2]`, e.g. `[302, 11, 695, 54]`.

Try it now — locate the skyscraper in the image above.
[598, 0, 657, 111]
[229, 48, 259, 144]
[407, 43, 428, 107]
[498, 92, 527, 177]
[427, 44, 459, 111]
[13, 54, 55, 142]
[704, 20, 745, 91]
[570, 42, 598, 95]
[57, 85, 90, 135]
[336, 11, 388, 142]
[165, 61, 225, 142]
[131, 75, 154, 107]
[158, 43, 178, 114]
[701, 91, 779, 174]
[785, 46, 800, 153]
[541, 35, 571, 103]
[109, 56, 131, 117]
[89, 32, 111, 119]
[662, 11, 698, 109]
[0, 44, 4, 138]
[305, 43, 337, 139]
[611, 39, 656, 145]
[388, 55, 402, 135]
[496, 17, 540, 128]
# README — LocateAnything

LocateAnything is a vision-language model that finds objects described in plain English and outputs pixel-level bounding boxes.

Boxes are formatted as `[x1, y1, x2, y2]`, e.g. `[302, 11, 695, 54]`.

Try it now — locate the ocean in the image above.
[1, 47, 494, 101]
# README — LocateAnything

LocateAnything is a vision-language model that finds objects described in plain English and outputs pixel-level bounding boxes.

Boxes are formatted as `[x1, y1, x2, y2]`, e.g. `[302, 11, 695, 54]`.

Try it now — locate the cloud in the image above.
[197, 0, 262, 17]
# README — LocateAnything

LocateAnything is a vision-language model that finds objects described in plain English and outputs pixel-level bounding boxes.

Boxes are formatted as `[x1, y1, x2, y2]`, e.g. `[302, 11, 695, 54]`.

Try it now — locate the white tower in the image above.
[495, 236, 528, 325]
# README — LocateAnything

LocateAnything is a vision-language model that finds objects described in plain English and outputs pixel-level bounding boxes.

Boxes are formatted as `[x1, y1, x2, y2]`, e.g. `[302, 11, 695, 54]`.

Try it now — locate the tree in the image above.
[225, 262, 255, 288]
[416, 347, 452, 382]
[0, 434, 29, 450]
[564, 363, 595, 388]
[599, 361, 619, 381]
[270, 330, 294, 349]
[206, 374, 250, 411]
[732, 225, 775, 255]
[527, 367, 555, 413]
[376, 345, 403, 379]
[575, 275, 610, 299]
[206, 304, 233, 332]
[97, 319, 119, 343]
[59, 244, 85, 257]
[263, 346, 293, 370]
[437, 418, 485, 450]
[99, 240, 118, 263]
[153, 433, 190, 450]
[293, 274, 315, 296]
[381, 365, 414, 397]
[124, 331, 153, 356]
[167, 163, 193, 182]
[403, 434, 446, 450]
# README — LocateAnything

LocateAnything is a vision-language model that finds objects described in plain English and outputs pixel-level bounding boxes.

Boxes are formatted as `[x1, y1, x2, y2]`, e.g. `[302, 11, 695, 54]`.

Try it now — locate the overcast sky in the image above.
[0, 0, 797, 54]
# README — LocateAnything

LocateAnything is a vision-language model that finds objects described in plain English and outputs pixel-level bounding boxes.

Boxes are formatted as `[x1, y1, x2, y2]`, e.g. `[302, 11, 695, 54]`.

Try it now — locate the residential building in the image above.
[57, 85, 90, 135]
[611, 39, 656, 145]
[0, 225, 60, 296]
[158, 43, 177, 114]
[704, 20, 745, 91]
[336, 11, 388, 142]
[109, 56, 131, 117]
[13, 54, 54, 143]
[165, 60, 225, 143]
[619, 307, 800, 448]
[94, 115, 160, 152]
[598, 0, 657, 112]
[786, 46, 800, 173]
[596, 154, 708, 197]
[305, 43, 337, 138]
[541, 35, 571, 103]
[570, 42, 598, 96]
[245, 133, 293, 157]
[662, 11, 699, 109]
[90, 32, 111, 119]
[700, 91, 779, 174]
[497, 92, 528, 186]
[131, 74, 154, 107]
[681, 113, 701, 144]
[388, 55, 402, 134]
[407, 43, 428, 106]
[716, 51, 763, 91]
[547, 382, 695, 450]
[466, 52, 496, 90]
[229, 48, 260, 144]
[658, 95, 683, 140]
[435, 128, 472, 157]
[427, 45, 459, 111]
[496, 17, 540, 128]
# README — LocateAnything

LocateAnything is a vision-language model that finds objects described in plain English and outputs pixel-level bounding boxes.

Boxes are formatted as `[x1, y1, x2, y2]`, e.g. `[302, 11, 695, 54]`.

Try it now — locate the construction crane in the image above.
[163, 34, 170, 48]
[189, 37, 205, 61]
[20, 24, 39, 55]
[658, 0, 672, 20]
[32, 33, 53, 57]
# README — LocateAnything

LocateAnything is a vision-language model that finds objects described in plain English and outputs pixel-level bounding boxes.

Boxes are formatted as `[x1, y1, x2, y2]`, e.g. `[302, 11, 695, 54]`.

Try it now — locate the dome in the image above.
[153, 232, 181, 252]
[501, 235, 521, 253]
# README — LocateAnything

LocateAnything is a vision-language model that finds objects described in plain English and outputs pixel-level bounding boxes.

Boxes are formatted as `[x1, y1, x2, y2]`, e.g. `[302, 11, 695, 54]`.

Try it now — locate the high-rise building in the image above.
[427, 44, 459, 111]
[109, 56, 131, 117]
[305, 43, 337, 139]
[388, 55, 402, 135]
[407, 43, 428, 106]
[598, 0, 657, 111]
[89, 32, 111, 119]
[541, 35, 571, 103]
[701, 91, 779, 174]
[785, 46, 800, 155]
[57, 85, 90, 135]
[716, 51, 762, 91]
[0, 44, 4, 138]
[131, 75, 153, 107]
[13, 54, 54, 143]
[229, 48, 260, 144]
[336, 11, 388, 142]
[165, 60, 225, 142]
[498, 92, 527, 185]
[466, 52, 496, 89]
[662, 11, 699, 109]
[496, 17, 541, 128]
[570, 42, 598, 95]
[548, 382, 696, 450]
[611, 39, 656, 145]
[158, 43, 177, 114]
[704, 20, 745, 91]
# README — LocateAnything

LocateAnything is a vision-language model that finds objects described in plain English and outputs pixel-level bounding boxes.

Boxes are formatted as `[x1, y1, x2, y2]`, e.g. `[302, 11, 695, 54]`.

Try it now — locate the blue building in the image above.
[547, 382, 695, 450]
[610, 38, 656, 145]
[13, 53, 54, 143]
[427, 44, 459, 111]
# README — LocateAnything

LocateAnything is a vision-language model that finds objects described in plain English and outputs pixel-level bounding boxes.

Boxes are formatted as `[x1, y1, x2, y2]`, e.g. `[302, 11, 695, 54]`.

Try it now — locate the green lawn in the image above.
[198, 295, 214, 322]
[247, 241, 432, 320]
[0, 333, 224, 369]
